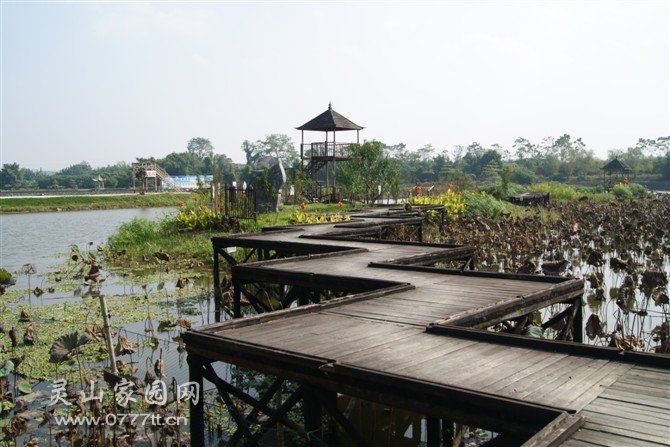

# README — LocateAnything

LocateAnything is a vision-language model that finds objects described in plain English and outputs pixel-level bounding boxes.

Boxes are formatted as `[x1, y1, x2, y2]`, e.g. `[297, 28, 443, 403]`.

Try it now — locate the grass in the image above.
[0, 192, 197, 213]
[105, 202, 361, 270]
[527, 182, 647, 202]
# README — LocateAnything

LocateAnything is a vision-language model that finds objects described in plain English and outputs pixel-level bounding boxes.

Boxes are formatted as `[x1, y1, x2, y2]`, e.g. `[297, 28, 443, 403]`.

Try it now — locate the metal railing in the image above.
[222, 184, 257, 220]
[302, 142, 354, 159]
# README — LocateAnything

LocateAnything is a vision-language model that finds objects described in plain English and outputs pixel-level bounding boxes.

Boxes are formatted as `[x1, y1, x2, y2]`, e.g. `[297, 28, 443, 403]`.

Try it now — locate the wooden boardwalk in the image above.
[184, 207, 670, 446]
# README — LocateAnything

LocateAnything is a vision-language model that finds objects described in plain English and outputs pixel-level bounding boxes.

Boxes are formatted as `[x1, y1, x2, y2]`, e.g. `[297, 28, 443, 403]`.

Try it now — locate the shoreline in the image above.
[0, 192, 197, 214]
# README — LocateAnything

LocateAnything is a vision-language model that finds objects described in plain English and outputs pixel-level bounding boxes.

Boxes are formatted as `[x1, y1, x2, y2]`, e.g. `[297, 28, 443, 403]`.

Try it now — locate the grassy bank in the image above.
[104, 181, 652, 272]
[0, 192, 197, 213]
[105, 202, 358, 270]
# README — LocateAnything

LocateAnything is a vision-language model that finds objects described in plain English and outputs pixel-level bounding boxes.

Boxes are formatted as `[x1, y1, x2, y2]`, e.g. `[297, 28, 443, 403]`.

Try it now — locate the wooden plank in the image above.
[427, 325, 670, 369]
[598, 387, 670, 410]
[560, 362, 633, 411]
[346, 337, 480, 373]
[494, 356, 593, 401]
[617, 371, 670, 390]
[393, 342, 507, 379]
[273, 318, 411, 354]
[337, 329, 464, 365]
[581, 421, 670, 445]
[584, 398, 670, 424]
[203, 283, 415, 333]
[482, 352, 568, 394]
[557, 439, 598, 447]
[522, 358, 613, 405]
[521, 413, 583, 447]
[315, 326, 421, 358]
[571, 428, 667, 447]
[462, 347, 544, 389]
[578, 410, 670, 439]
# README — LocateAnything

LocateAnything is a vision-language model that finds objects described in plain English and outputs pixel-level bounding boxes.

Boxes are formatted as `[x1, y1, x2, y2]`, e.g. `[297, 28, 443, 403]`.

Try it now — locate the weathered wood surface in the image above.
[192, 207, 669, 445]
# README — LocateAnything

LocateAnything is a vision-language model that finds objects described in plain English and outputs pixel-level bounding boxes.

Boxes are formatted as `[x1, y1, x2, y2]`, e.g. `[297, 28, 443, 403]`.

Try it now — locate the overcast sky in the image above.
[1, 1, 668, 170]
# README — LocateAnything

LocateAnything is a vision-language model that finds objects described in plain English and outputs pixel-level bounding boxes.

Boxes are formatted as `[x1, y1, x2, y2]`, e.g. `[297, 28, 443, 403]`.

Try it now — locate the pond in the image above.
[0, 207, 178, 286]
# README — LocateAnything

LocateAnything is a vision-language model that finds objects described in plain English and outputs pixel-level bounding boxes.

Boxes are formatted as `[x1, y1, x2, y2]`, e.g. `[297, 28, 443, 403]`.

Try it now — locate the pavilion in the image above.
[297, 103, 363, 201]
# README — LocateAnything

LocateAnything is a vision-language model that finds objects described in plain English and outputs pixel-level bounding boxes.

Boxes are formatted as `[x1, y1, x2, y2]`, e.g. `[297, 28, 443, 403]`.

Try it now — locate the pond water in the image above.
[0, 207, 178, 286]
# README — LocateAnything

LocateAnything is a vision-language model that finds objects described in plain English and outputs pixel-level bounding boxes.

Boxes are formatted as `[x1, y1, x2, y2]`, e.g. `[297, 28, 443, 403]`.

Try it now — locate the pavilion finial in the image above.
[328, 101, 332, 110]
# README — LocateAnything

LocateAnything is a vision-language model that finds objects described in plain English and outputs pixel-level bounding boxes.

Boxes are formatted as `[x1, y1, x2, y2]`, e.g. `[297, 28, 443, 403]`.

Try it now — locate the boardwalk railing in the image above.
[301, 142, 353, 159]
[221, 184, 256, 221]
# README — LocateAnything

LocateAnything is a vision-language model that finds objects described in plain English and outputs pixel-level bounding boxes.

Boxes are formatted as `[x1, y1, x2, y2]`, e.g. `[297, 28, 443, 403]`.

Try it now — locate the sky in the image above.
[1, 1, 669, 171]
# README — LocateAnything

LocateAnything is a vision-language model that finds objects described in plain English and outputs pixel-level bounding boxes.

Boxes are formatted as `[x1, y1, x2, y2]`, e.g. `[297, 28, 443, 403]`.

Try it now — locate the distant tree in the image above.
[509, 165, 536, 185]
[0, 163, 23, 188]
[242, 134, 298, 168]
[513, 137, 540, 161]
[636, 136, 670, 180]
[187, 137, 214, 161]
[160, 152, 204, 175]
[59, 162, 93, 176]
[338, 141, 398, 204]
[432, 153, 450, 181]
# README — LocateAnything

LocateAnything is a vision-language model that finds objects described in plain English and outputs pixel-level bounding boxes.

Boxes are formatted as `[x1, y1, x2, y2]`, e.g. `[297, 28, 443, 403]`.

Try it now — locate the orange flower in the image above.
[300, 202, 307, 210]
[337, 200, 343, 208]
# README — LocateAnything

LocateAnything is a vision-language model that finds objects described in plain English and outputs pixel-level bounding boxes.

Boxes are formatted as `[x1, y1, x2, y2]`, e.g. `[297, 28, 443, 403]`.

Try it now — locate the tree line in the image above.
[2, 134, 668, 191]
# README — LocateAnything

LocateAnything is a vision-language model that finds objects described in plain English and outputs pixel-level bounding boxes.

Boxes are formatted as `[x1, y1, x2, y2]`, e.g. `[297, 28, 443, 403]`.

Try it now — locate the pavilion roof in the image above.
[602, 157, 632, 172]
[297, 103, 363, 132]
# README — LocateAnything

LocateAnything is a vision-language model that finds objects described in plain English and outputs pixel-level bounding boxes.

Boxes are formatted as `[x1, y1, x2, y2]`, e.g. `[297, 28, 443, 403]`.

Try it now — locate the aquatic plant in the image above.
[408, 189, 466, 219]
[288, 211, 351, 224]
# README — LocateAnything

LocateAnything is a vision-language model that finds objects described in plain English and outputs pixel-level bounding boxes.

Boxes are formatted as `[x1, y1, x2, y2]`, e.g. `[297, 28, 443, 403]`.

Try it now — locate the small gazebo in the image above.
[297, 103, 363, 201]
[602, 157, 632, 191]
[93, 175, 105, 191]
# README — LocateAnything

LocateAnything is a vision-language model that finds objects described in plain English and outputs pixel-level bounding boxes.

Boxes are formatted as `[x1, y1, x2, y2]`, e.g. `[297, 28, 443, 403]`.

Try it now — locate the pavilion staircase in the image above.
[154, 165, 182, 191]
[304, 159, 327, 201]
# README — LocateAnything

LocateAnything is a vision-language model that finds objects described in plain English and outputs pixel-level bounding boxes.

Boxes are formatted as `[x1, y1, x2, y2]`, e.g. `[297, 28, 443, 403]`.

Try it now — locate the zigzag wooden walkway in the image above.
[184, 207, 670, 446]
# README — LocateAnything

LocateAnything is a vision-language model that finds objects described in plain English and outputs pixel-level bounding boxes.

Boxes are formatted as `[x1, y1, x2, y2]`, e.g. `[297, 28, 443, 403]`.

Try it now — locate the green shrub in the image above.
[612, 184, 633, 199]
[409, 189, 466, 220]
[0, 268, 13, 285]
[463, 192, 507, 219]
[627, 183, 648, 197]
[531, 182, 579, 201]
[507, 183, 526, 196]
[107, 218, 164, 249]
[611, 183, 647, 199]
[509, 166, 536, 185]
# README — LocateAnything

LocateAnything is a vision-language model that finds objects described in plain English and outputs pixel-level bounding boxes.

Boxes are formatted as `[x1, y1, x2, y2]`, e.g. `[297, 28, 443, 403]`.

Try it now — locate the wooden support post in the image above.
[303, 385, 322, 446]
[298, 287, 310, 306]
[187, 354, 205, 447]
[99, 295, 117, 374]
[213, 248, 221, 323]
[316, 389, 367, 447]
[233, 279, 242, 318]
[573, 296, 584, 344]
[426, 417, 441, 447]
[441, 419, 454, 446]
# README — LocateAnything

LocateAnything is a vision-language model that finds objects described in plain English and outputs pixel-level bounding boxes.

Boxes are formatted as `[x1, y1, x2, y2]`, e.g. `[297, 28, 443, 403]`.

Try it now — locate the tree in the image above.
[59, 162, 92, 177]
[338, 141, 398, 205]
[636, 137, 670, 180]
[242, 134, 298, 168]
[160, 152, 204, 175]
[187, 137, 214, 161]
[0, 163, 23, 189]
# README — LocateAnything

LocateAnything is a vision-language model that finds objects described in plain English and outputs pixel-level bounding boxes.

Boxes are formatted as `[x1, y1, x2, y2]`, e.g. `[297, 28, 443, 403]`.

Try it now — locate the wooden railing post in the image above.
[187, 354, 205, 447]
